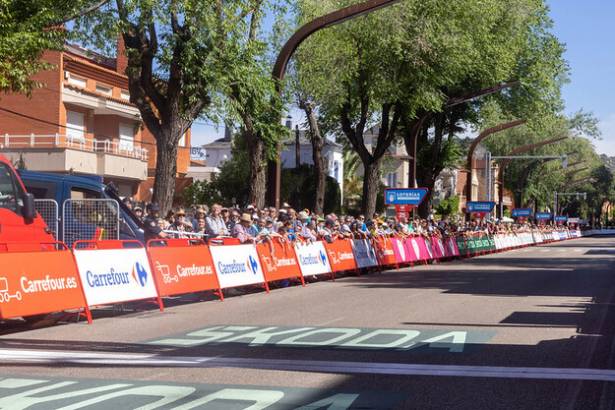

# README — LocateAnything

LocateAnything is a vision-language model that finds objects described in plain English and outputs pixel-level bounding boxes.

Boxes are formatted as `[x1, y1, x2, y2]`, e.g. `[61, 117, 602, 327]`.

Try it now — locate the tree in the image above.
[0, 0, 107, 95]
[73, 0, 282, 213]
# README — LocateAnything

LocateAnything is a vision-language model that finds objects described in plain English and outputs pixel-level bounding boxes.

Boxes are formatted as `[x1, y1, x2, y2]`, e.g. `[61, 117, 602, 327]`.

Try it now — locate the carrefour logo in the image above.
[247, 255, 259, 275]
[218, 259, 247, 275]
[132, 262, 148, 287]
[319, 250, 327, 265]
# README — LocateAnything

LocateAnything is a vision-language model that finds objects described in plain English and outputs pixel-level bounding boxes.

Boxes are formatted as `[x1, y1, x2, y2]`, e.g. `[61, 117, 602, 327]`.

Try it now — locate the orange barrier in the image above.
[256, 238, 305, 286]
[0, 242, 90, 322]
[374, 237, 397, 266]
[324, 239, 358, 275]
[147, 239, 223, 305]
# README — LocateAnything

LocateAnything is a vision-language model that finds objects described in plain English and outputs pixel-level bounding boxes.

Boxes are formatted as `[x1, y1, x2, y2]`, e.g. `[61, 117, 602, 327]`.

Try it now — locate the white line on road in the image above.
[2, 348, 615, 383]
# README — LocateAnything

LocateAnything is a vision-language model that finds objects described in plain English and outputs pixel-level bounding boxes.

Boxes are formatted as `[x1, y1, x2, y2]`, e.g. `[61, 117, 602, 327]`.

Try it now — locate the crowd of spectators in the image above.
[121, 198, 575, 244]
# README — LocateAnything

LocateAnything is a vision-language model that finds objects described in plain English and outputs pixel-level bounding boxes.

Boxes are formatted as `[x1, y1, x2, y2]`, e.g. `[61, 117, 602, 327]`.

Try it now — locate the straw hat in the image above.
[175, 208, 186, 216]
[240, 213, 252, 223]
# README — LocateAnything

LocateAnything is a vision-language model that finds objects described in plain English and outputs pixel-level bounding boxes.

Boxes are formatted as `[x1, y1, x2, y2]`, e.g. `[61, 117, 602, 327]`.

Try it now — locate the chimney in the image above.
[116, 35, 128, 75]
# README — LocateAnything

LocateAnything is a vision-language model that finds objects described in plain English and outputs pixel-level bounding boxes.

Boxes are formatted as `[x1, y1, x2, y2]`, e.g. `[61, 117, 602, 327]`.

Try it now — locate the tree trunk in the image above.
[418, 177, 434, 218]
[152, 134, 179, 215]
[303, 101, 326, 215]
[246, 131, 267, 208]
[361, 159, 381, 218]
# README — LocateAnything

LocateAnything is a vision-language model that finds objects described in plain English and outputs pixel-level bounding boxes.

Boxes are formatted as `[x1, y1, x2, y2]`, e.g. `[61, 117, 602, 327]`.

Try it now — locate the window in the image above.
[119, 123, 134, 151]
[22, 180, 56, 200]
[120, 90, 130, 100]
[67, 74, 87, 88]
[96, 84, 112, 96]
[66, 110, 86, 142]
[70, 187, 101, 200]
[387, 172, 397, 188]
[0, 163, 23, 213]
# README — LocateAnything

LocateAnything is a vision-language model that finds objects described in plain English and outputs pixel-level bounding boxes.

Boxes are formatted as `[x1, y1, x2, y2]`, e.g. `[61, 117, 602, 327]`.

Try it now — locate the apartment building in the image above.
[0, 41, 191, 201]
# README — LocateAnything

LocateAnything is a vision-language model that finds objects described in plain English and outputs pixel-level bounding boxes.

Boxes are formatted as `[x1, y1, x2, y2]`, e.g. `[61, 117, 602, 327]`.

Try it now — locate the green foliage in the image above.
[280, 165, 341, 215]
[435, 195, 460, 217]
[0, 0, 103, 94]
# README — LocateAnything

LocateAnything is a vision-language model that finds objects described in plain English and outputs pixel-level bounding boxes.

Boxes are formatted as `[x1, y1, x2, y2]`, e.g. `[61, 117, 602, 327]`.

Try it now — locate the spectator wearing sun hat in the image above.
[232, 213, 255, 243]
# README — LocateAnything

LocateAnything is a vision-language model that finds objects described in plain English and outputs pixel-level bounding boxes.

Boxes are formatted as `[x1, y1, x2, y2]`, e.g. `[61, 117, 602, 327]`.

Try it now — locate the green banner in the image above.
[456, 236, 496, 256]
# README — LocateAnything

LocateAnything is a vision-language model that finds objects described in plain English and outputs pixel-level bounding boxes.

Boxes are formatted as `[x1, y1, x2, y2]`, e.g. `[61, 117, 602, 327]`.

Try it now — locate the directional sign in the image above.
[535, 212, 552, 220]
[384, 188, 429, 206]
[512, 208, 533, 218]
[466, 201, 496, 213]
[554, 216, 568, 223]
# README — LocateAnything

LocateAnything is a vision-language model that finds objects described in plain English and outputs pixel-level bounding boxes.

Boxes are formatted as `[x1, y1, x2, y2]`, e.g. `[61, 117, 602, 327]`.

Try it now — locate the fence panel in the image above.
[34, 199, 59, 239]
[62, 199, 119, 248]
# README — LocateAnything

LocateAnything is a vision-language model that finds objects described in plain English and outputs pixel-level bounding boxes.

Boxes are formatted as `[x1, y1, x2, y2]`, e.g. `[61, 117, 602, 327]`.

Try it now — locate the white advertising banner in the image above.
[209, 244, 265, 288]
[294, 241, 332, 276]
[73, 248, 158, 306]
[352, 239, 379, 268]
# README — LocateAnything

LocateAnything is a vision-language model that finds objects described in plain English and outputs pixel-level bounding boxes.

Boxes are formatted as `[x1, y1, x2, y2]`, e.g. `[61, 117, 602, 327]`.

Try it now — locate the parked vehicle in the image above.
[18, 170, 144, 246]
[0, 155, 54, 244]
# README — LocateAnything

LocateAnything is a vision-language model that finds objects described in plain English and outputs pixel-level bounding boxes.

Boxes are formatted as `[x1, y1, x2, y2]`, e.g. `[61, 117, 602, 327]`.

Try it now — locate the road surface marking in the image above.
[2, 348, 615, 382]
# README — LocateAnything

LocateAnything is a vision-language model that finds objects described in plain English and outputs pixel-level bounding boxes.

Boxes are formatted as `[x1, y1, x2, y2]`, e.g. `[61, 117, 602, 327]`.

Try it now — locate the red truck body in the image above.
[0, 154, 55, 245]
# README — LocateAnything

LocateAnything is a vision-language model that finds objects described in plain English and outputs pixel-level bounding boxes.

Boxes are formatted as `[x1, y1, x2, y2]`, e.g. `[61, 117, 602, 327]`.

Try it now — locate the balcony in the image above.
[0, 134, 148, 181]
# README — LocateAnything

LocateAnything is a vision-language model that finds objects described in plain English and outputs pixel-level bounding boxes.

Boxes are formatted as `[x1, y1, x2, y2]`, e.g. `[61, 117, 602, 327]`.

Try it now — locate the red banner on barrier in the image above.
[374, 237, 397, 266]
[404, 237, 421, 262]
[431, 237, 445, 259]
[147, 239, 222, 301]
[324, 239, 358, 272]
[391, 238, 409, 264]
[257, 239, 304, 285]
[0, 246, 88, 321]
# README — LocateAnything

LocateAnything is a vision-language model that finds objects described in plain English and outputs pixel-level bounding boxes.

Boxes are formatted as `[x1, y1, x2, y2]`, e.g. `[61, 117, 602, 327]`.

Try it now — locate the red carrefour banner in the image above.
[147, 239, 221, 300]
[374, 237, 397, 266]
[0, 248, 88, 320]
[256, 239, 304, 284]
[324, 239, 357, 272]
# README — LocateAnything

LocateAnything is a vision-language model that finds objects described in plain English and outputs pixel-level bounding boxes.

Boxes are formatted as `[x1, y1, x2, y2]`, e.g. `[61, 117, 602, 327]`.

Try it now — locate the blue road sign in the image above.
[384, 188, 429, 206]
[466, 201, 496, 213]
[555, 216, 568, 222]
[536, 212, 552, 220]
[512, 208, 533, 218]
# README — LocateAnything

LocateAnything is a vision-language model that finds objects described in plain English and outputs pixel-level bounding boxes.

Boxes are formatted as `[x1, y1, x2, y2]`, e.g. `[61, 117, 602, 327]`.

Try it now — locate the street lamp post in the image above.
[494, 136, 568, 218]
[267, 0, 402, 208]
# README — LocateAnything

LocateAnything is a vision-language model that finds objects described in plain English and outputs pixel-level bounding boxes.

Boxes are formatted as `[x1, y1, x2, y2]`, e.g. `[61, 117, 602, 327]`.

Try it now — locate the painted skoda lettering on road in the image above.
[148, 325, 495, 353]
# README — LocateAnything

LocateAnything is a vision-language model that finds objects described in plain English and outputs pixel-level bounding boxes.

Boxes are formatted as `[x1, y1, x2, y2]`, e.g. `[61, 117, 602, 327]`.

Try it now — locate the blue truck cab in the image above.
[17, 170, 145, 245]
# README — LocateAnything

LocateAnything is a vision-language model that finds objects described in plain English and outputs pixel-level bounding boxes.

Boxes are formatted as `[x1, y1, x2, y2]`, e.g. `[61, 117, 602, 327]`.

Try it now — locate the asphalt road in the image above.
[1, 236, 615, 409]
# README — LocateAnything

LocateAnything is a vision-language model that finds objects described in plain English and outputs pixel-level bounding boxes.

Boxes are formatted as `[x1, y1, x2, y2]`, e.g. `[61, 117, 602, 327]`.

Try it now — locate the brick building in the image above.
[0, 41, 191, 201]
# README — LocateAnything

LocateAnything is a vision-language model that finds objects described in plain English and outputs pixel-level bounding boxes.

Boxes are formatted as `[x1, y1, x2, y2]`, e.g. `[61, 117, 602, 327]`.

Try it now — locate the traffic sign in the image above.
[512, 208, 533, 218]
[384, 188, 429, 206]
[466, 201, 496, 213]
[535, 212, 552, 220]
[554, 216, 568, 223]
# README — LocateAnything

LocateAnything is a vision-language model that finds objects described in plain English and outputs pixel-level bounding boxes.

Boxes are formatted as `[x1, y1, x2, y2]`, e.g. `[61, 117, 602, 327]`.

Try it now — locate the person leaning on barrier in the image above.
[170, 208, 194, 238]
[143, 203, 168, 240]
[232, 213, 255, 244]
[206, 204, 229, 237]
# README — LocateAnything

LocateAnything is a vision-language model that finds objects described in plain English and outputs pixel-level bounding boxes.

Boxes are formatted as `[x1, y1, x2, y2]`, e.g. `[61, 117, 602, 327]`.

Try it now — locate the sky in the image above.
[191, 1, 615, 156]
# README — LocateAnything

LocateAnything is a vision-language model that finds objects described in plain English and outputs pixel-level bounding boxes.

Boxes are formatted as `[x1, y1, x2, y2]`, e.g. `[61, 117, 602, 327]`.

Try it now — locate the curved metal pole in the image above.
[267, 0, 402, 208]
[272, 0, 402, 84]
[464, 119, 526, 203]
[496, 136, 568, 216]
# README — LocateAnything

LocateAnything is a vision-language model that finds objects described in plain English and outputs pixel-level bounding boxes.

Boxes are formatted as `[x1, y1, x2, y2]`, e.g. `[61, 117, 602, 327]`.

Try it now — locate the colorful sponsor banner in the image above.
[445, 238, 460, 257]
[324, 239, 358, 272]
[536, 212, 552, 220]
[374, 237, 397, 266]
[384, 188, 429, 206]
[294, 241, 331, 276]
[0, 249, 86, 319]
[391, 238, 409, 263]
[73, 248, 158, 306]
[512, 208, 533, 218]
[456, 236, 495, 256]
[147, 242, 220, 298]
[404, 237, 421, 262]
[256, 240, 303, 282]
[416, 237, 433, 261]
[209, 244, 266, 289]
[351, 239, 379, 268]
[466, 202, 496, 213]
[431, 237, 446, 259]
[555, 216, 568, 223]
